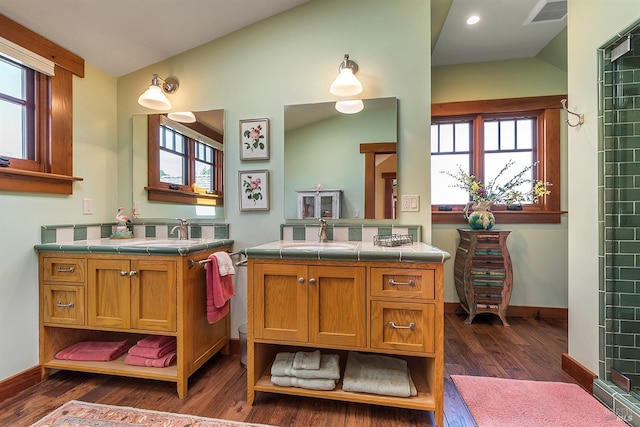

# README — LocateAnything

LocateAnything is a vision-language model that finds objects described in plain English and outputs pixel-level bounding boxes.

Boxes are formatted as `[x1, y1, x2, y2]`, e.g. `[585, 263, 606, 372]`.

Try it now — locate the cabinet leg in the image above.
[177, 380, 187, 399]
[41, 366, 50, 380]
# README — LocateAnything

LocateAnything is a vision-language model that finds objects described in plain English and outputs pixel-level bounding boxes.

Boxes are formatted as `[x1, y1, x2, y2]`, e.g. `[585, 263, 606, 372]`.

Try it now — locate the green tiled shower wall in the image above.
[597, 21, 640, 426]
[40, 222, 229, 244]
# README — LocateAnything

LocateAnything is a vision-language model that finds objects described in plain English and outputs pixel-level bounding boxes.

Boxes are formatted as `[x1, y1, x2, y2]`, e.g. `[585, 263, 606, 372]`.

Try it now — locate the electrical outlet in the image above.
[133, 200, 141, 217]
[82, 198, 94, 215]
[401, 195, 419, 212]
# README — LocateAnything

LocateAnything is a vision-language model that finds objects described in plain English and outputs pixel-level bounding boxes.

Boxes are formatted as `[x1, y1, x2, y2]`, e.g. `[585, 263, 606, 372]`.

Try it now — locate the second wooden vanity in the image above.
[244, 241, 450, 426]
[35, 238, 234, 398]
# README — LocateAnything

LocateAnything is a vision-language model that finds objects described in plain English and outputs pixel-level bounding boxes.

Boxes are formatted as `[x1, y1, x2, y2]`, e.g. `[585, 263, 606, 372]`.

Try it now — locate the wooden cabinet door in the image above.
[308, 265, 366, 347]
[253, 263, 308, 342]
[130, 259, 177, 332]
[87, 259, 131, 329]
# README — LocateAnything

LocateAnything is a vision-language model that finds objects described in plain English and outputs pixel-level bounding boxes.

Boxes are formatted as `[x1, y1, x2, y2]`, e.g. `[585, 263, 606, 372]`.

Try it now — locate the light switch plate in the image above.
[82, 198, 94, 215]
[401, 195, 419, 212]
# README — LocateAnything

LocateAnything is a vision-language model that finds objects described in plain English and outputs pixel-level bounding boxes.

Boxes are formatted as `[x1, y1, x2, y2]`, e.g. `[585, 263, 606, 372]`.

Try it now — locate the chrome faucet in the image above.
[318, 218, 328, 243]
[171, 219, 189, 240]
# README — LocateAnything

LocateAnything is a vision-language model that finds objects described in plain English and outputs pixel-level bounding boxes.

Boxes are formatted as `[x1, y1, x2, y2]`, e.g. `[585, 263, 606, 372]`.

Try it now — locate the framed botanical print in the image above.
[240, 118, 269, 160]
[239, 170, 269, 211]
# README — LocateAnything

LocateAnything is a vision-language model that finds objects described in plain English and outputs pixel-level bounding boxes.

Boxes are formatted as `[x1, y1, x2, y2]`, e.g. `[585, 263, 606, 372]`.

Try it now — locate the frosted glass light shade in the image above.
[329, 68, 363, 96]
[138, 84, 171, 110]
[168, 111, 196, 123]
[335, 99, 364, 114]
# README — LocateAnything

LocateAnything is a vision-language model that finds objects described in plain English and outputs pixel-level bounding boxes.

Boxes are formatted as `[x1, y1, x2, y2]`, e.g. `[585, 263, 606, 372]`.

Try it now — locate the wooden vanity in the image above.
[35, 238, 234, 398]
[244, 241, 449, 426]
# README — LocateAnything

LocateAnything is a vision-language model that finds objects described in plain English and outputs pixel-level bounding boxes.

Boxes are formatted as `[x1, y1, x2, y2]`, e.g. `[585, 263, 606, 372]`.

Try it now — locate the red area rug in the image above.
[451, 375, 627, 427]
[29, 400, 276, 427]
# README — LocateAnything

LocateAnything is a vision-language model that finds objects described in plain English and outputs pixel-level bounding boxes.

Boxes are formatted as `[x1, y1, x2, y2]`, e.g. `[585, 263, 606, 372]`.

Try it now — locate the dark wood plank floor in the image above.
[0, 313, 571, 427]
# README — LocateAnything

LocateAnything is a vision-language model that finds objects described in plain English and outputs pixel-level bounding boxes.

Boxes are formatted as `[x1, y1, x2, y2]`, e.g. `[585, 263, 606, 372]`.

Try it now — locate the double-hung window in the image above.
[431, 96, 563, 224]
[0, 15, 85, 194]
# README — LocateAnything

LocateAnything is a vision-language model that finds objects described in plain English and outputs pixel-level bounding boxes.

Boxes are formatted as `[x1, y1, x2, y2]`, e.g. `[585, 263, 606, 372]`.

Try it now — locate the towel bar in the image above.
[188, 251, 243, 268]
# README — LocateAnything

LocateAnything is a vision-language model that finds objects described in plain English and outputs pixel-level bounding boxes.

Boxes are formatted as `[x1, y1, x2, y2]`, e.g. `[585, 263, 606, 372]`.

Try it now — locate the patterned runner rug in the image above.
[451, 375, 627, 427]
[29, 400, 277, 427]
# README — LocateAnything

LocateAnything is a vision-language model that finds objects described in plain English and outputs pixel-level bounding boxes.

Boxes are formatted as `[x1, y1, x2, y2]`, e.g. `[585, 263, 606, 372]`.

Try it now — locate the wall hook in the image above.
[560, 99, 584, 127]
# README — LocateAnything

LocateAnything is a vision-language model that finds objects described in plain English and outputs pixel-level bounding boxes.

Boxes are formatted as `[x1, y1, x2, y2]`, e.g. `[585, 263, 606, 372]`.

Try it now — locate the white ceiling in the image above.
[0, 0, 310, 77]
[432, 0, 567, 66]
[0, 0, 566, 77]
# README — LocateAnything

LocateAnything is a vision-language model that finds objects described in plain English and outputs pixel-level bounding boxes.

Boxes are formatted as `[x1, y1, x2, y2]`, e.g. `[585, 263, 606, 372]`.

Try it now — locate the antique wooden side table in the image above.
[454, 229, 513, 326]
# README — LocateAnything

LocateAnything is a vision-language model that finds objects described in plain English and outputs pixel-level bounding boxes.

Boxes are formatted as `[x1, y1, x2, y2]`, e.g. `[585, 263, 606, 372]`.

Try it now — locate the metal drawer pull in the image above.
[56, 301, 75, 308]
[129, 270, 137, 277]
[309, 278, 316, 285]
[388, 279, 415, 287]
[56, 266, 75, 273]
[120, 271, 127, 277]
[298, 277, 305, 284]
[389, 321, 415, 330]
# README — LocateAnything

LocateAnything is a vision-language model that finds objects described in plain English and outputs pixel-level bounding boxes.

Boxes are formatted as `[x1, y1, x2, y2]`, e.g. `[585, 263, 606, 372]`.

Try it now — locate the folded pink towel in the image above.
[136, 335, 174, 349]
[205, 255, 235, 324]
[55, 340, 131, 361]
[128, 341, 176, 359]
[124, 351, 177, 368]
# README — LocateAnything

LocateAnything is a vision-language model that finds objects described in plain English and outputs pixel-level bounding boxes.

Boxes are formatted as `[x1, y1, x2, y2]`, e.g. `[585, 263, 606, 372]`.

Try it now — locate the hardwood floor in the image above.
[0, 313, 571, 427]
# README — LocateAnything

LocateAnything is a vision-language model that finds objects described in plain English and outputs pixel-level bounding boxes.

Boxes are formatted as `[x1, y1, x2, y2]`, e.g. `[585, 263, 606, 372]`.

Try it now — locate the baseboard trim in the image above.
[444, 302, 568, 320]
[562, 353, 597, 393]
[0, 366, 41, 403]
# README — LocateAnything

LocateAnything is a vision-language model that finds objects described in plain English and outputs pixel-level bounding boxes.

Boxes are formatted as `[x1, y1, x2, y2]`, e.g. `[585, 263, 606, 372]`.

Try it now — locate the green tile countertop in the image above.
[34, 238, 234, 256]
[242, 240, 450, 263]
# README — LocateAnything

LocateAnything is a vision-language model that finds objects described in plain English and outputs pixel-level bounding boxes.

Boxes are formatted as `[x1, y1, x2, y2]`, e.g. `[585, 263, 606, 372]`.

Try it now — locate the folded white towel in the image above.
[342, 351, 417, 397]
[270, 375, 337, 391]
[270, 352, 340, 380]
[213, 251, 235, 276]
[293, 350, 321, 370]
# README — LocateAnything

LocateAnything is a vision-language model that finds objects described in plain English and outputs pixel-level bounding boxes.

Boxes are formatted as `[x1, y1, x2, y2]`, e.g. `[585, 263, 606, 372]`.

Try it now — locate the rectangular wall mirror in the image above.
[284, 97, 398, 220]
[132, 109, 225, 219]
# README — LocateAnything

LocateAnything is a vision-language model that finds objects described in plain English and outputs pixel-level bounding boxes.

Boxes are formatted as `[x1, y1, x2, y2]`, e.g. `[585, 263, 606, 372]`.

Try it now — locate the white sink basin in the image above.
[280, 242, 357, 251]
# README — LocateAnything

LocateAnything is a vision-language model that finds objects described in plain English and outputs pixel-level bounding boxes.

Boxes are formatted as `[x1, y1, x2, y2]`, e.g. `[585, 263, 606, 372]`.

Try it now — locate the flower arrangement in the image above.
[442, 159, 551, 206]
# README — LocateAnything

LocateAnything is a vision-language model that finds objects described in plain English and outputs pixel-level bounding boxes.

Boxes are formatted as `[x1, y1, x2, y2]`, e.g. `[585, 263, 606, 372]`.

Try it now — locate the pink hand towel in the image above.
[128, 341, 176, 359]
[55, 340, 131, 361]
[124, 351, 177, 368]
[204, 255, 235, 324]
[136, 335, 174, 349]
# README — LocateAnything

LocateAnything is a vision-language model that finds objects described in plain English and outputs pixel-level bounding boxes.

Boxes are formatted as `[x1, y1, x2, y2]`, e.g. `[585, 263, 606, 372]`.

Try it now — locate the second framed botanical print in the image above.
[239, 170, 269, 211]
[240, 118, 269, 160]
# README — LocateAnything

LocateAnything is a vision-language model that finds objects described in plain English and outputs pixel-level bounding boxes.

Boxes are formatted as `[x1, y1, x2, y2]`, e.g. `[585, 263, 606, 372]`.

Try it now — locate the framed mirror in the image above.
[132, 109, 225, 219]
[284, 97, 397, 219]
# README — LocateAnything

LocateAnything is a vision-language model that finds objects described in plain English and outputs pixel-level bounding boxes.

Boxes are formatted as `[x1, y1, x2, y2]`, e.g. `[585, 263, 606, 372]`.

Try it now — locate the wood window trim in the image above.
[0, 14, 85, 195]
[431, 95, 566, 225]
[360, 142, 396, 219]
[146, 114, 224, 206]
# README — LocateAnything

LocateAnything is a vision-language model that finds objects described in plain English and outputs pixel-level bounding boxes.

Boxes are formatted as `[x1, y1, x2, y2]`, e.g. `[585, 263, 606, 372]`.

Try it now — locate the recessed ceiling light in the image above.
[466, 15, 480, 25]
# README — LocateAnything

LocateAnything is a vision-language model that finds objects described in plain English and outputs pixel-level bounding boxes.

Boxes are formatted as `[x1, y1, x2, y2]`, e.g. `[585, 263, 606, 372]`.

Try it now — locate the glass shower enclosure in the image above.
[596, 18, 640, 426]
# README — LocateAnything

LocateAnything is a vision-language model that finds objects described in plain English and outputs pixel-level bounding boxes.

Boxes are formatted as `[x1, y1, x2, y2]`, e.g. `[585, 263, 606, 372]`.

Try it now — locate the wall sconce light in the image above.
[138, 74, 179, 110]
[335, 100, 364, 114]
[167, 111, 196, 123]
[329, 54, 362, 96]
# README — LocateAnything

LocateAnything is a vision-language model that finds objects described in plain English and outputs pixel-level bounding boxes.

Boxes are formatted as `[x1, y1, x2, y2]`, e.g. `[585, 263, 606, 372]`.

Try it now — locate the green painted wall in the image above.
[117, 0, 431, 245]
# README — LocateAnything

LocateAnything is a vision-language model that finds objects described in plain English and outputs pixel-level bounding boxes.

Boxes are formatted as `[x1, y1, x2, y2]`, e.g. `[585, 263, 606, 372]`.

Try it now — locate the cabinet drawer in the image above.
[370, 268, 434, 299]
[42, 284, 85, 325]
[370, 301, 434, 353]
[43, 257, 86, 283]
